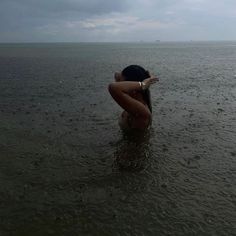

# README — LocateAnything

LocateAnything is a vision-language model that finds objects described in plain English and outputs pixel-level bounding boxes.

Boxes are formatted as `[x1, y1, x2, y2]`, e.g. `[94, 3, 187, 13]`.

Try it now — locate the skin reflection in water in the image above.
[113, 128, 152, 171]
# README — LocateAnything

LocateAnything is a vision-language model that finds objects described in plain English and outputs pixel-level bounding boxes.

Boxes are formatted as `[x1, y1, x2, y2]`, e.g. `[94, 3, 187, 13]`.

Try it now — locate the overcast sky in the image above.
[0, 0, 236, 42]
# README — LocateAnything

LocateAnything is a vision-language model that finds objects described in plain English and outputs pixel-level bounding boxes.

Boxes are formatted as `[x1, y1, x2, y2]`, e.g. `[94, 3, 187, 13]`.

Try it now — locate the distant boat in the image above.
[155, 40, 161, 43]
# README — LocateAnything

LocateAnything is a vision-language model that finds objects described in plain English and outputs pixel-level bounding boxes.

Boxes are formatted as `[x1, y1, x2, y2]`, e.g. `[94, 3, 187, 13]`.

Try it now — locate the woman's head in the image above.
[121, 65, 150, 82]
[121, 65, 152, 113]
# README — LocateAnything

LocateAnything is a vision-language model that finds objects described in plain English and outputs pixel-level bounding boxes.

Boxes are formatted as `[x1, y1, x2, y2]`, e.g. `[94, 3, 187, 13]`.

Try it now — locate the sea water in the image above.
[0, 42, 235, 235]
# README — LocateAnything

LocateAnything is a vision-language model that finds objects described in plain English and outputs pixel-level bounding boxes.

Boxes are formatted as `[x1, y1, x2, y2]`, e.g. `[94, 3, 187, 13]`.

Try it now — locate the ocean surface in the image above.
[0, 42, 235, 235]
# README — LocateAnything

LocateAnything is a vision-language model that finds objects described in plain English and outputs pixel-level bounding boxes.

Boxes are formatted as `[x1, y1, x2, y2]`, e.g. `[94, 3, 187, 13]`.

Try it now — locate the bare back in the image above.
[118, 103, 152, 131]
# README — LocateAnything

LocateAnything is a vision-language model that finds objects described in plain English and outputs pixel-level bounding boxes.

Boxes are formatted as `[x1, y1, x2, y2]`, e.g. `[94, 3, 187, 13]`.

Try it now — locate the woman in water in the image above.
[108, 65, 159, 131]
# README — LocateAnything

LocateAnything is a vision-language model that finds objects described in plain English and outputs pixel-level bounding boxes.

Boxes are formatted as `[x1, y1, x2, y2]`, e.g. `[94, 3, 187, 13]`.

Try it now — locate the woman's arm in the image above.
[108, 81, 150, 118]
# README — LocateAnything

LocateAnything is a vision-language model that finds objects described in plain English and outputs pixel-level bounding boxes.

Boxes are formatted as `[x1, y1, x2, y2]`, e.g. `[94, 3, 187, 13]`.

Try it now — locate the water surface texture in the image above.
[0, 42, 236, 235]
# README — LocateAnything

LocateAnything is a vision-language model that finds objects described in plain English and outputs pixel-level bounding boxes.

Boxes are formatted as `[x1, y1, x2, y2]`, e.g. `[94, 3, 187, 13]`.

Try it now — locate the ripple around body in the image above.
[0, 42, 236, 236]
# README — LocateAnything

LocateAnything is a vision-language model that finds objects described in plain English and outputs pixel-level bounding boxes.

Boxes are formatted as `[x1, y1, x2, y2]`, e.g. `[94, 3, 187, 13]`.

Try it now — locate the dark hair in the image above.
[121, 65, 152, 113]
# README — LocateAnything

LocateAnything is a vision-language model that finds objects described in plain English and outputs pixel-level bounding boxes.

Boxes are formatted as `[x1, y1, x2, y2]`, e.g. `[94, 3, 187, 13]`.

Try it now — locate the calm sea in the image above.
[0, 42, 236, 235]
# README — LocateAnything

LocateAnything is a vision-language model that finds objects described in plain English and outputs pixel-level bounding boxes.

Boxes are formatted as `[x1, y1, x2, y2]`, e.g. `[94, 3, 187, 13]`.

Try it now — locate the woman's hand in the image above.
[142, 75, 159, 90]
[114, 72, 123, 82]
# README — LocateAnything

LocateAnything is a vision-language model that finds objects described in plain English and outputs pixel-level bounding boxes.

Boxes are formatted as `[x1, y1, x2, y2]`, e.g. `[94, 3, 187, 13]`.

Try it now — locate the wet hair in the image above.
[121, 65, 152, 113]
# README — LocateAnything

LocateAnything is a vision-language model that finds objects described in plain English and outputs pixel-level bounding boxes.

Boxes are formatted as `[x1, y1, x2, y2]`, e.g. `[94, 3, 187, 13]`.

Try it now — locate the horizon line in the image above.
[0, 39, 236, 44]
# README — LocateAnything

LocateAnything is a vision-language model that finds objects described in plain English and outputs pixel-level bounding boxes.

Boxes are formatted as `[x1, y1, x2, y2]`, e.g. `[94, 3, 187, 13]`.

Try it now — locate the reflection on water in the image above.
[113, 127, 153, 171]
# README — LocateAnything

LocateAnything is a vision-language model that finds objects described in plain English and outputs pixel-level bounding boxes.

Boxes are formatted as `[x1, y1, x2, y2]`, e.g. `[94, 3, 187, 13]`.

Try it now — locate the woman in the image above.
[108, 65, 159, 131]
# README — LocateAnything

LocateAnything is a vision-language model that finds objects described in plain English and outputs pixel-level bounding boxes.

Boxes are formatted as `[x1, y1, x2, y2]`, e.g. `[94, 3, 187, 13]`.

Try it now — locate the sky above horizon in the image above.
[0, 0, 236, 42]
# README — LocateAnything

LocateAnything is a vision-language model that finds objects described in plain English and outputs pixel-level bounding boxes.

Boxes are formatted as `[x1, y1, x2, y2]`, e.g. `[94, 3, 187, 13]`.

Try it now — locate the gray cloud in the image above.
[1, 0, 129, 16]
[0, 0, 130, 29]
[0, 0, 236, 42]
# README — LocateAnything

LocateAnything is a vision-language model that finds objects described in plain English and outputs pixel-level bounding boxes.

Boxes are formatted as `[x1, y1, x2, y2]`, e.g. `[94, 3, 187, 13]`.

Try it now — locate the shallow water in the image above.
[0, 42, 236, 235]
